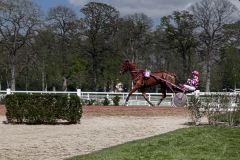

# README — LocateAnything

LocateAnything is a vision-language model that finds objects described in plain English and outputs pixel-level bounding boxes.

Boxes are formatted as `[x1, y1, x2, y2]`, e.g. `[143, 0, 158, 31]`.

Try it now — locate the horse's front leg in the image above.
[141, 89, 155, 107]
[124, 86, 138, 106]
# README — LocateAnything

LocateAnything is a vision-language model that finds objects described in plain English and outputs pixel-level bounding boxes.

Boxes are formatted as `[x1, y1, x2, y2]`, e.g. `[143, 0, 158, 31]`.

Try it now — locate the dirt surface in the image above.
[0, 105, 192, 160]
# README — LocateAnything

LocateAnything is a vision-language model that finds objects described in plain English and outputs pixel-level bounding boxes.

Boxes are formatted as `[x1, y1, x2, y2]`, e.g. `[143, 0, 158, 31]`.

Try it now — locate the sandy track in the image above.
[0, 105, 191, 160]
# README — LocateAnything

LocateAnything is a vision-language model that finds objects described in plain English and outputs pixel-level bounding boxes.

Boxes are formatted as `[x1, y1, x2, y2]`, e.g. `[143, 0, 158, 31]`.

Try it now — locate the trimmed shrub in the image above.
[112, 95, 120, 106]
[5, 94, 82, 124]
[102, 97, 111, 106]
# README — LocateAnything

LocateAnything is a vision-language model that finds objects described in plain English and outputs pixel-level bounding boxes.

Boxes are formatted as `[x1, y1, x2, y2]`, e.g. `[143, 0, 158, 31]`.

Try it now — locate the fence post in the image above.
[194, 90, 200, 125]
[6, 88, 11, 95]
[77, 89, 81, 98]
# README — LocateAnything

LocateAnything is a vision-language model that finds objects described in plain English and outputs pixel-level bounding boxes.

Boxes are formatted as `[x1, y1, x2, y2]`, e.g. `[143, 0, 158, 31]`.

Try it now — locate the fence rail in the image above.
[0, 89, 240, 106]
[0, 89, 174, 106]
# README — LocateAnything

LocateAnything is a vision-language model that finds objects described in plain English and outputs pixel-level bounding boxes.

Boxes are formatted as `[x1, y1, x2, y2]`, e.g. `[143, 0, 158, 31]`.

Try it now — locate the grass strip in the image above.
[67, 126, 240, 160]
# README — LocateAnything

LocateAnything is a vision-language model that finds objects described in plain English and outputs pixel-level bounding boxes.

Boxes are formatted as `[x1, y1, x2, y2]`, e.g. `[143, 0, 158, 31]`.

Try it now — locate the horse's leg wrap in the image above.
[124, 96, 129, 106]
[157, 98, 164, 106]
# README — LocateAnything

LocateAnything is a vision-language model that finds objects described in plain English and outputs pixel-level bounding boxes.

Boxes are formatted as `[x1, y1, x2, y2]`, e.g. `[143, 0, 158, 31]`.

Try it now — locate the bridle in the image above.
[120, 60, 130, 74]
[120, 60, 143, 83]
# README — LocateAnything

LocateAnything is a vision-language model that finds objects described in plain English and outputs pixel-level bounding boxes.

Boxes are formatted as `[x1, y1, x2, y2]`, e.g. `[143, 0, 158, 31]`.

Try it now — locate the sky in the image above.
[32, 0, 240, 26]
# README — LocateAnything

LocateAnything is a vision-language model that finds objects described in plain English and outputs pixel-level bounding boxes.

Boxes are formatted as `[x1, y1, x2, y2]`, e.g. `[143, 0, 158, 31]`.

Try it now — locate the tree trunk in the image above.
[42, 74, 45, 91]
[41, 63, 45, 91]
[110, 80, 114, 92]
[10, 62, 15, 91]
[205, 60, 211, 92]
[93, 56, 97, 91]
[62, 74, 67, 91]
[62, 49, 67, 91]
[182, 50, 187, 81]
[25, 75, 28, 91]
[104, 83, 106, 92]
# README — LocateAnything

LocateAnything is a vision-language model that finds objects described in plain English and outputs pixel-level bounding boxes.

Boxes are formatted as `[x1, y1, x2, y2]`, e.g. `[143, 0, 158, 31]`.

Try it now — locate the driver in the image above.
[182, 70, 199, 92]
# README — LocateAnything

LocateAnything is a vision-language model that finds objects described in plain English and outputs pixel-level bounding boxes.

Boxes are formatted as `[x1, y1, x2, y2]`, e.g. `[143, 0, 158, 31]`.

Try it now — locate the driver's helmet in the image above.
[192, 70, 199, 76]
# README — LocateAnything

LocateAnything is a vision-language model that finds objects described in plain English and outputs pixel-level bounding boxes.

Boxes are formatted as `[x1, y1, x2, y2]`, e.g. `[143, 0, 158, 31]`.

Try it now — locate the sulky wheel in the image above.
[172, 93, 188, 107]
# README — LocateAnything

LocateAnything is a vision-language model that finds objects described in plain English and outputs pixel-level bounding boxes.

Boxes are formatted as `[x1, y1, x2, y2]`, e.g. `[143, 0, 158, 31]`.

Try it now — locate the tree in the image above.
[212, 21, 240, 90]
[222, 20, 240, 46]
[46, 5, 79, 91]
[117, 13, 154, 65]
[160, 11, 198, 80]
[17, 43, 38, 91]
[189, 0, 238, 91]
[80, 2, 120, 91]
[219, 46, 240, 90]
[0, 0, 43, 90]
[0, 45, 9, 89]
[31, 27, 56, 91]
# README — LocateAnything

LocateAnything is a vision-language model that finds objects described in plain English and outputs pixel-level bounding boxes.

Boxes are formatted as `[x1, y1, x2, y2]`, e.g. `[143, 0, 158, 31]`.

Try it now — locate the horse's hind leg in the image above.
[157, 84, 166, 106]
[157, 97, 164, 106]
[141, 89, 155, 107]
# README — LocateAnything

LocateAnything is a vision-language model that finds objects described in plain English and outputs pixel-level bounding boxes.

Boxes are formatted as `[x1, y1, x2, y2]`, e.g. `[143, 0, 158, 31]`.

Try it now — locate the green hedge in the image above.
[5, 94, 82, 124]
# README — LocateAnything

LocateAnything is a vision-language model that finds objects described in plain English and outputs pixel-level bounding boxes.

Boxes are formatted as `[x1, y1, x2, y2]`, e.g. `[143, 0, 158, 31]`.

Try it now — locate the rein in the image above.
[131, 70, 142, 81]
[127, 63, 143, 82]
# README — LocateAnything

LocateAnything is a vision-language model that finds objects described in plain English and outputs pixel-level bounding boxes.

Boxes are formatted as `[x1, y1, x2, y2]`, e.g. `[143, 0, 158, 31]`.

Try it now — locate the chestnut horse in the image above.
[119, 59, 182, 106]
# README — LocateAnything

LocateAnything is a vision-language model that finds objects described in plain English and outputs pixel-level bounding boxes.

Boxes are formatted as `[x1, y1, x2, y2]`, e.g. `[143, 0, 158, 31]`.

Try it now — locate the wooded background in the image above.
[0, 0, 240, 92]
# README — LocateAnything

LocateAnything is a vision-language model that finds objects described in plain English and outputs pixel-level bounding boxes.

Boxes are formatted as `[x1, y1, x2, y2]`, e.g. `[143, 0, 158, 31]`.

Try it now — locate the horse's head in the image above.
[119, 59, 129, 75]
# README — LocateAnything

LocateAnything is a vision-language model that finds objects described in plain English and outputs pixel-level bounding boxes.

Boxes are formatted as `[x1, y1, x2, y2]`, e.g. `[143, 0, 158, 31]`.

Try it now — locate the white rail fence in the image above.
[0, 89, 239, 107]
[0, 89, 173, 106]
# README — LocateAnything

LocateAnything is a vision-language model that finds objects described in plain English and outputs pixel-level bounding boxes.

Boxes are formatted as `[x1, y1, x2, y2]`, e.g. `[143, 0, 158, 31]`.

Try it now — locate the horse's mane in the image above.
[129, 62, 140, 70]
